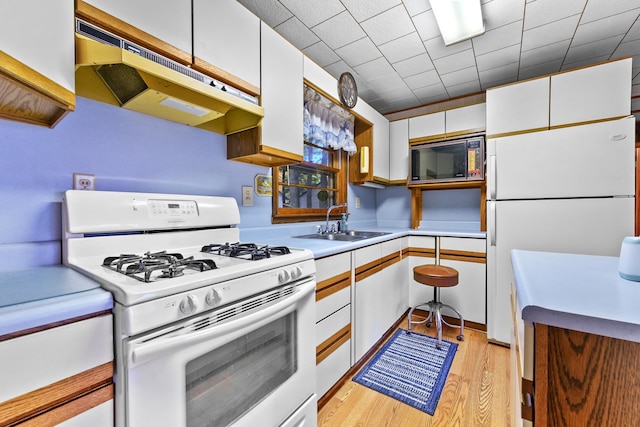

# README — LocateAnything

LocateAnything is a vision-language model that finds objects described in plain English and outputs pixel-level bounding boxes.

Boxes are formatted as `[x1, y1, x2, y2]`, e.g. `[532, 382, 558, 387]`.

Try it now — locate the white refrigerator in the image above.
[486, 116, 636, 344]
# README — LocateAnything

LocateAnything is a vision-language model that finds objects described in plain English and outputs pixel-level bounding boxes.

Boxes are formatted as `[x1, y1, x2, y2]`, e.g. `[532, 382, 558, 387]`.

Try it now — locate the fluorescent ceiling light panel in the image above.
[430, 0, 485, 46]
[160, 97, 211, 117]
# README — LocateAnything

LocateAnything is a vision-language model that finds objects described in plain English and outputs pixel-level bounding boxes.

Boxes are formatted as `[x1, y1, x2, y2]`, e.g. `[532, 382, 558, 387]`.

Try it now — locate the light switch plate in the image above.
[242, 186, 254, 206]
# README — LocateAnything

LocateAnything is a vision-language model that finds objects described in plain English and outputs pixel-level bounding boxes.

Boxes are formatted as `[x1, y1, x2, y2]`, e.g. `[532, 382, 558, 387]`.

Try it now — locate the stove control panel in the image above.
[148, 199, 199, 218]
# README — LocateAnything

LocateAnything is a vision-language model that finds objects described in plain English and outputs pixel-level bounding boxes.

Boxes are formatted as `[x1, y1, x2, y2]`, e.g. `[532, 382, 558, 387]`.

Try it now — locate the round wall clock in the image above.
[338, 72, 358, 109]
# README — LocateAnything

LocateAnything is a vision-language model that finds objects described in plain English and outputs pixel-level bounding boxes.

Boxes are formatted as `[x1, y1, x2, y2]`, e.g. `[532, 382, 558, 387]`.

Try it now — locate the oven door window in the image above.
[185, 313, 297, 427]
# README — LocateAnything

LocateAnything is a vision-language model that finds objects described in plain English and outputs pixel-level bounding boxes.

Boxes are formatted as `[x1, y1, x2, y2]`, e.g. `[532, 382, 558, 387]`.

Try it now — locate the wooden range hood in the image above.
[0, 51, 75, 128]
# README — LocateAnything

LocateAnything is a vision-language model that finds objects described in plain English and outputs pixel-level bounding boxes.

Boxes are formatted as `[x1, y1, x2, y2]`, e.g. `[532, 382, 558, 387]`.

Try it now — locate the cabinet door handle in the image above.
[521, 378, 534, 422]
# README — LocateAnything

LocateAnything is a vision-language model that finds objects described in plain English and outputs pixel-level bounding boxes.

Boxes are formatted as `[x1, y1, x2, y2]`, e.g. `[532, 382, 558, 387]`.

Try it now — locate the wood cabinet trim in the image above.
[316, 324, 351, 365]
[355, 252, 401, 282]
[13, 384, 113, 427]
[440, 249, 486, 264]
[316, 271, 351, 302]
[0, 361, 113, 426]
[406, 247, 436, 258]
[75, 0, 192, 66]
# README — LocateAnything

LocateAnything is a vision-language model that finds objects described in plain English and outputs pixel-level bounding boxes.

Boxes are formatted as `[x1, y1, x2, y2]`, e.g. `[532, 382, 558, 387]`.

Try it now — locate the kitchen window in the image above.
[272, 84, 352, 223]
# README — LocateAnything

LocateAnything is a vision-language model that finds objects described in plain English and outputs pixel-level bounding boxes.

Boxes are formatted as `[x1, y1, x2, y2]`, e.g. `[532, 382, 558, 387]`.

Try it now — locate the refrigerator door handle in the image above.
[488, 154, 496, 200]
[489, 202, 496, 246]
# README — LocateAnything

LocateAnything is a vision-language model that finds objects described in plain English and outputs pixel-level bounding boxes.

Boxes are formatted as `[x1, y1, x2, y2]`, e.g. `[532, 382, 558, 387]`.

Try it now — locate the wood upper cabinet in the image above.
[350, 99, 390, 186]
[0, 0, 75, 127]
[486, 76, 550, 137]
[76, 0, 192, 64]
[389, 119, 409, 184]
[550, 58, 632, 127]
[192, 0, 260, 97]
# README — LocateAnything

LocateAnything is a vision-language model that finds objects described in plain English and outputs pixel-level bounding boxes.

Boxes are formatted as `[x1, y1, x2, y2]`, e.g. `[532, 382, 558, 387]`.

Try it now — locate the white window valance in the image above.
[303, 85, 357, 155]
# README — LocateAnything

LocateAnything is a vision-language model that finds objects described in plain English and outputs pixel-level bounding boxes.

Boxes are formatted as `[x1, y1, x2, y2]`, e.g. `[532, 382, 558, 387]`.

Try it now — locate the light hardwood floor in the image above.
[318, 315, 512, 426]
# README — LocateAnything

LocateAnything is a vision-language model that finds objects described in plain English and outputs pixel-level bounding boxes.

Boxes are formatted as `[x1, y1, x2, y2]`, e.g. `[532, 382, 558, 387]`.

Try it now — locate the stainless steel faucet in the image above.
[324, 203, 347, 234]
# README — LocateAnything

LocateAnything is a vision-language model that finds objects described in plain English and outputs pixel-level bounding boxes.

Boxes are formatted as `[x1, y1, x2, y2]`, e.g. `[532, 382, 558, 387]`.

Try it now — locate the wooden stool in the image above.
[408, 264, 464, 348]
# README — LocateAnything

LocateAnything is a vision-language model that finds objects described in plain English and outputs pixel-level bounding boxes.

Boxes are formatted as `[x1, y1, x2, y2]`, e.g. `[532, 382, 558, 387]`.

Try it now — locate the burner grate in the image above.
[201, 242, 291, 260]
[102, 251, 217, 282]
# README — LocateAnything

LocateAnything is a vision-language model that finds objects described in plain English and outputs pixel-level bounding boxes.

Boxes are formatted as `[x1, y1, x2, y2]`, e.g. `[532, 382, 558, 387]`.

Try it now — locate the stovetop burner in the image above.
[201, 242, 291, 260]
[103, 251, 217, 283]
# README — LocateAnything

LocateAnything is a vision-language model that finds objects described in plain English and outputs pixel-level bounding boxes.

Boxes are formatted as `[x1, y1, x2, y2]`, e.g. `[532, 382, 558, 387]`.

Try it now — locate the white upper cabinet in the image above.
[1, 0, 75, 93]
[193, 0, 260, 94]
[80, 0, 192, 58]
[389, 119, 409, 182]
[486, 77, 550, 136]
[446, 103, 486, 136]
[409, 111, 445, 141]
[550, 58, 632, 127]
[260, 23, 304, 158]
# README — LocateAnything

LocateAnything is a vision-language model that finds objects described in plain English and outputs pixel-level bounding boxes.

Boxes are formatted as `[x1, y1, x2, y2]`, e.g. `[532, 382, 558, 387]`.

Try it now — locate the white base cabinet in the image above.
[315, 252, 352, 399]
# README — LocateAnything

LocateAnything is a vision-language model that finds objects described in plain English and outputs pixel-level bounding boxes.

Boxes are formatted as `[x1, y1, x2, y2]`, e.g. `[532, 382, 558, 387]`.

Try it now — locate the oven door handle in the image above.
[129, 279, 315, 367]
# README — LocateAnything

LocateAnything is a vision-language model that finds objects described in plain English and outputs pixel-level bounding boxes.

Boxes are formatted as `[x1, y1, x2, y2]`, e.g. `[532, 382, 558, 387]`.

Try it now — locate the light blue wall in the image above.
[0, 97, 379, 270]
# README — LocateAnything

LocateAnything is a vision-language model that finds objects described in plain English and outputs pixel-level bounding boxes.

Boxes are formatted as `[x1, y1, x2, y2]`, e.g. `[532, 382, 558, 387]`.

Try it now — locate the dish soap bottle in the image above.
[341, 213, 349, 233]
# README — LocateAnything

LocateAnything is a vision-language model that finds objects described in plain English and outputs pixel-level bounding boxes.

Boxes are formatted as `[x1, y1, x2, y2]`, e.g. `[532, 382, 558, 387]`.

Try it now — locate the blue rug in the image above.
[352, 329, 458, 415]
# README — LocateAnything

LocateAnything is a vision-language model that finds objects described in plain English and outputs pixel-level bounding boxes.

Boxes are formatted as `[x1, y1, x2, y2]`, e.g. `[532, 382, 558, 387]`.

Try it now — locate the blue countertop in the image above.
[0, 266, 113, 336]
[241, 225, 486, 259]
[511, 249, 640, 343]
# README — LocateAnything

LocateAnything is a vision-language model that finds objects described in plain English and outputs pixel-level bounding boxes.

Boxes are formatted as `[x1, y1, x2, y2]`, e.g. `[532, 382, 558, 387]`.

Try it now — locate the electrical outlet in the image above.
[355, 196, 361, 208]
[242, 186, 254, 206]
[73, 173, 96, 191]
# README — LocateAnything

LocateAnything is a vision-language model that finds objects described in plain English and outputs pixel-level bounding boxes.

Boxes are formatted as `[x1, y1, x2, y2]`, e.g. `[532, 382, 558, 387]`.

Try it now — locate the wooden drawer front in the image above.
[0, 315, 113, 403]
[315, 252, 350, 283]
[316, 305, 351, 362]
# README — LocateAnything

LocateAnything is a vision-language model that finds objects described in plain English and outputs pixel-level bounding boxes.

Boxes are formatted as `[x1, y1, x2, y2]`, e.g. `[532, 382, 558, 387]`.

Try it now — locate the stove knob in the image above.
[205, 289, 221, 307]
[278, 269, 291, 284]
[291, 266, 303, 280]
[179, 295, 198, 315]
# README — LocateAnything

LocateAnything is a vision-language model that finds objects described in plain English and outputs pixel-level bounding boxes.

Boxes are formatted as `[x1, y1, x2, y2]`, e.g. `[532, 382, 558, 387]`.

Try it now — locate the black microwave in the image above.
[409, 136, 484, 184]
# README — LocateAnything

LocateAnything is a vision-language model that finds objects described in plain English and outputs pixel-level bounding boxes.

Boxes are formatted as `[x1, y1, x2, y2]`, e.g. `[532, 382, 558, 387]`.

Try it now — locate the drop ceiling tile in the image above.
[473, 21, 523, 55]
[404, 69, 441, 89]
[411, 9, 440, 41]
[392, 53, 435, 77]
[482, 0, 525, 29]
[424, 36, 472, 60]
[380, 32, 427, 63]
[572, 10, 639, 47]
[562, 55, 611, 70]
[440, 65, 479, 87]
[479, 62, 519, 86]
[612, 39, 640, 59]
[622, 19, 640, 42]
[523, 0, 586, 30]
[403, 0, 431, 16]
[341, 0, 401, 22]
[335, 37, 382, 67]
[433, 49, 476, 74]
[302, 41, 341, 67]
[279, 0, 345, 27]
[521, 14, 581, 51]
[275, 17, 320, 50]
[312, 11, 366, 49]
[376, 83, 418, 102]
[353, 57, 397, 80]
[360, 4, 415, 45]
[565, 35, 623, 63]
[414, 82, 448, 101]
[476, 44, 521, 71]
[387, 96, 424, 112]
[520, 39, 571, 68]
[447, 79, 482, 97]
[237, 0, 293, 27]
[519, 59, 563, 79]
[581, 0, 640, 24]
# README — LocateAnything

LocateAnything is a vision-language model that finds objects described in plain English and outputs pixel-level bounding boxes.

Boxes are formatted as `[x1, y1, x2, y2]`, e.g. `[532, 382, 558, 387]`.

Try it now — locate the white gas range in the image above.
[62, 190, 317, 427]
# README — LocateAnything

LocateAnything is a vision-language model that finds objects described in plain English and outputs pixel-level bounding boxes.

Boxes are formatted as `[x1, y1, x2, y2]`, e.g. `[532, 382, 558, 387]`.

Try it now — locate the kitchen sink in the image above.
[293, 230, 391, 242]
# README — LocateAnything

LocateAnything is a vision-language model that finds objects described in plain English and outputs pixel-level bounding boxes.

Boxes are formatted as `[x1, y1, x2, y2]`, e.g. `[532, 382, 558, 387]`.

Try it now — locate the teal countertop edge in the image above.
[0, 266, 113, 337]
[511, 249, 640, 343]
